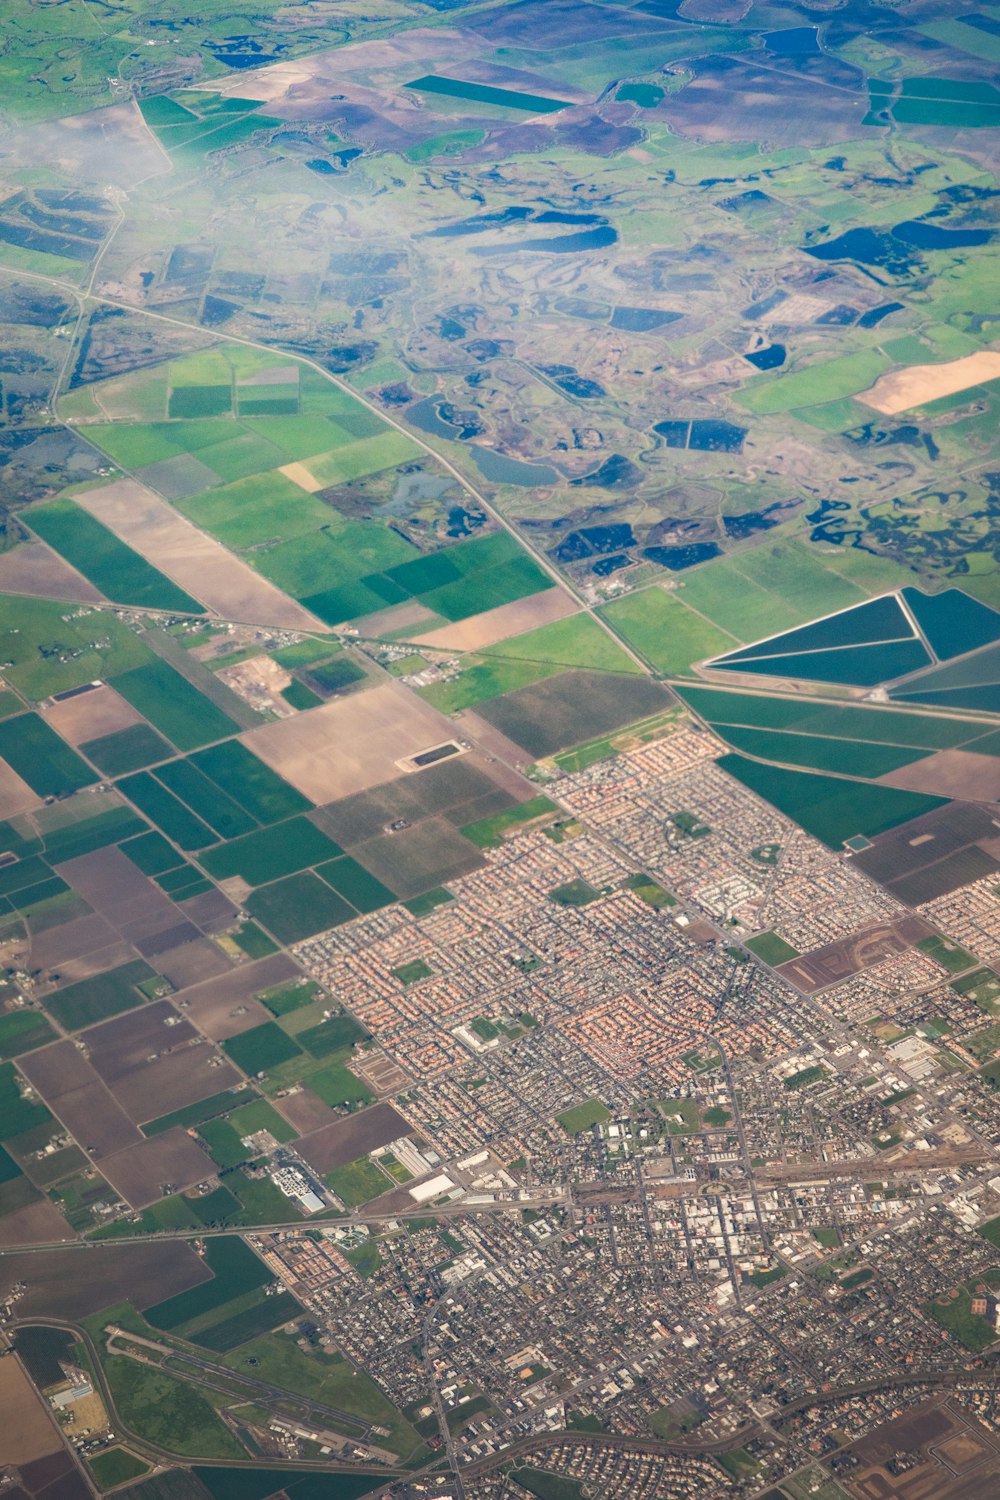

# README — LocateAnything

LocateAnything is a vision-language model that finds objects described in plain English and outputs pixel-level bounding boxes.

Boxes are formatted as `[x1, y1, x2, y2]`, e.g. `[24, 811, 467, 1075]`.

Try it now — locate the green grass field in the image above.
[482, 613, 641, 673]
[598, 588, 736, 675]
[718, 753, 946, 848]
[221, 1330, 421, 1457]
[112, 660, 239, 751]
[246, 872, 355, 943]
[712, 724, 927, 779]
[745, 931, 799, 965]
[28, 501, 203, 613]
[557, 1098, 610, 1134]
[325, 1155, 390, 1207]
[100, 1355, 244, 1459]
[201, 817, 341, 886]
[736, 350, 891, 414]
[0, 714, 97, 797]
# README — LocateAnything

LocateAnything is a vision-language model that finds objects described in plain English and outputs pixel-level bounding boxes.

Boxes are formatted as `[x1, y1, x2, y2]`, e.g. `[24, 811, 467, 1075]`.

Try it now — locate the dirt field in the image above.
[217, 654, 296, 719]
[99, 1128, 212, 1208]
[880, 748, 1000, 801]
[76, 479, 329, 631]
[475, 670, 673, 759]
[0, 541, 102, 603]
[297, 1101, 410, 1174]
[314, 754, 516, 845]
[171, 951, 300, 1038]
[353, 600, 440, 638]
[154, 936, 232, 990]
[275, 1087, 337, 1135]
[177, 888, 239, 933]
[56, 847, 205, 962]
[242, 679, 459, 803]
[27, 914, 120, 971]
[0, 1197, 77, 1248]
[0, 1359, 64, 1464]
[860, 351, 1000, 415]
[413, 587, 577, 652]
[0, 759, 42, 820]
[776, 915, 935, 993]
[43, 684, 142, 745]
[0, 1240, 211, 1320]
[845, 1397, 1000, 1499]
[853, 802, 1000, 904]
[351, 818, 483, 898]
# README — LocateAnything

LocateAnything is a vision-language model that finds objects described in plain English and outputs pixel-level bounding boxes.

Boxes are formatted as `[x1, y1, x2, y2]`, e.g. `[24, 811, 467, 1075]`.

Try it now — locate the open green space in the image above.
[142, 1087, 256, 1138]
[676, 684, 988, 751]
[309, 1060, 372, 1108]
[154, 758, 257, 840]
[405, 75, 572, 113]
[462, 794, 557, 849]
[0, 713, 96, 797]
[99, 1355, 244, 1459]
[0, 1062, 52, 1140]
[675, 541, 902, 644]
[510, 1466, 586, 1500]
[45, 959, 157, 1031]
[222, 1022, 303, 1075]
[736, 349, 890, 415]
[916, 934, 979, 975]
[710, 724, 927, 779]
[88, 1449, 150, 1488]
[0, 1009, 55, 1058]
[925, 1270, 1000, 1352]
[189, 742, 310, 823]
[143, 1236, 272, 1332]
[246, 871, 355, 942]
[81, 725, 174, 777]
[316, 856, 394, 913]
[201, 817, 340, 885]
[295, 1011, 368, 1057]
[745, 931, 799, 966]
[483, 613, 641, 674]
[325, 1155, 390, 1207]
[391, 959, 433, 986]
[599, 587, 736, 675]
[112, 661, 239, 751]
[220, 1328, 420, 1455]
[557, 1098, 611, 1134]
[118, 771, 216, 850]
[28, 501, 203, 614]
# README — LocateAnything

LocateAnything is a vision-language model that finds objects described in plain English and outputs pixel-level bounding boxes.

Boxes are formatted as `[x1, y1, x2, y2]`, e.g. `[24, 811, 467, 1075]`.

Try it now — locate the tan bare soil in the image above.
[0, 1359, 64, 1460]
[43, 684, 142, 745]
[242, 679, 458, 801]
[860, 351, 1000, 415]
[353, 600, 440, 638]
[99, 1128, 212, 1208]
[217, 654, 295, 719]
[0, 760, 42, 820]
[880, 748, 1000, 800]
[277, 461, 324, 492]
[0, 541, 102, 603]
[76, 479, 328, 631]
[413, 587, 576, 652]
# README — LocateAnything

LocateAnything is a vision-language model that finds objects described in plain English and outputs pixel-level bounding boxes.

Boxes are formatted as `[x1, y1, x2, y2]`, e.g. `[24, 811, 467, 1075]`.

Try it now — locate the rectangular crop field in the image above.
[0, 714, 96, 798]
[27, 501, 204, 614]
[113, 661, 240, 751]
[599, 589, 736, 675]
[200, 817, 341, 886]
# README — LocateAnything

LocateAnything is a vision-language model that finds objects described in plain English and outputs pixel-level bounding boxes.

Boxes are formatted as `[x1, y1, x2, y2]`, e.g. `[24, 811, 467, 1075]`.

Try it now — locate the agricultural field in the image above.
[1, 0, 1000, 1492]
